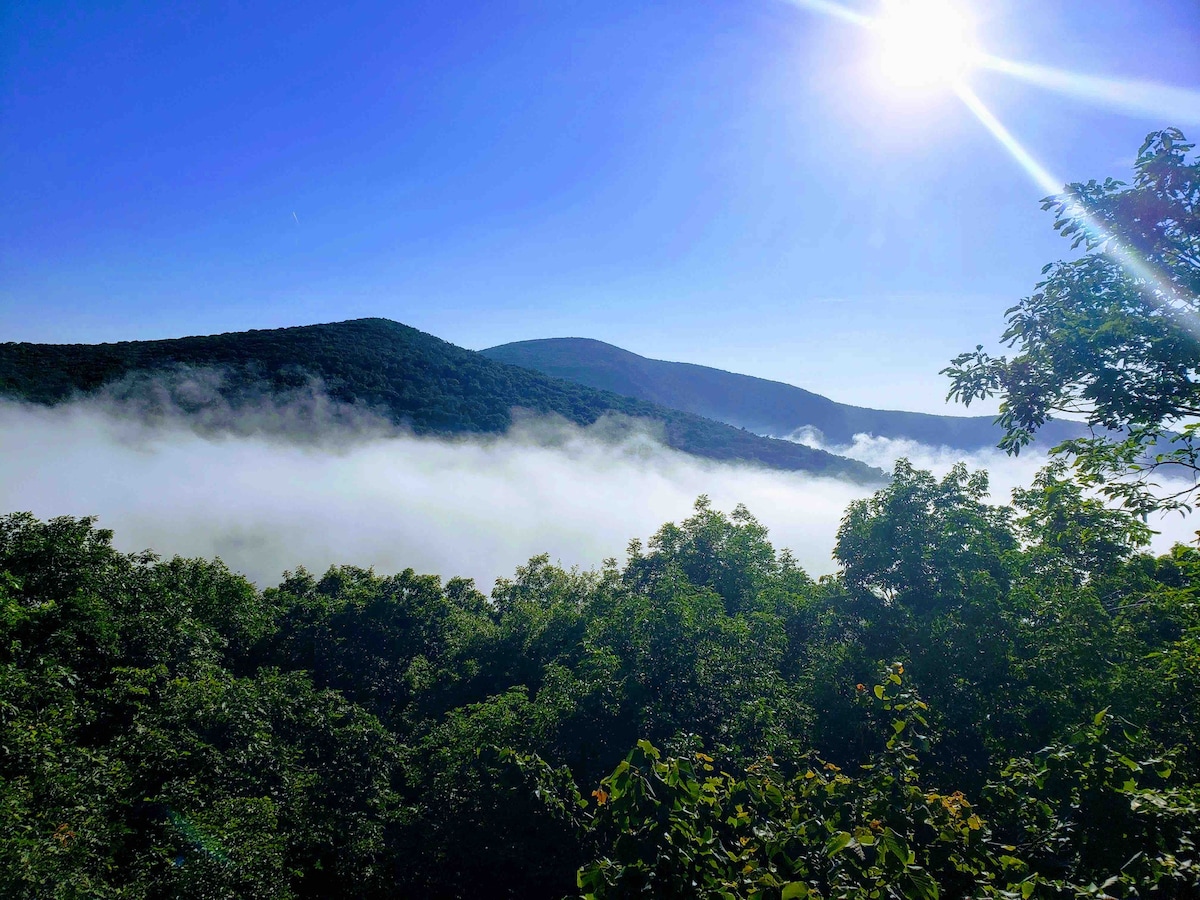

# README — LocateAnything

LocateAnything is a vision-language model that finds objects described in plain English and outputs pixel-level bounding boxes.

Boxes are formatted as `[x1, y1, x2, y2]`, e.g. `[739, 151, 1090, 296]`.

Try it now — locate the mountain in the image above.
[481, 338, 1085, 450]
[0, 318, 882, 482]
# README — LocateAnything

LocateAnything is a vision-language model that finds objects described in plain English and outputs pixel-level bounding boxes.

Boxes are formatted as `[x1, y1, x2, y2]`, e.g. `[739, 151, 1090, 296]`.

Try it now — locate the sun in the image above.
[871, 0, 980, 91]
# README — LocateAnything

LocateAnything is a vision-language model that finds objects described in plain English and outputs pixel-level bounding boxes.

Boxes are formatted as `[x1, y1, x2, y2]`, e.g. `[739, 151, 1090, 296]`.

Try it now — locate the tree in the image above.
[944, 128, 1200, 514]
[1011, 460, 1151, 587]
[835, 460, 1015, 616]
[577, 667, 1043, 900]
[623, 496, 786, 616]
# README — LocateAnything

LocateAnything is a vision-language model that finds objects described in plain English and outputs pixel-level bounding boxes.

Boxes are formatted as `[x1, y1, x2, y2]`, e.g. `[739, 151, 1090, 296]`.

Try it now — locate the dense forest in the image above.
[3, 458, 1199, 898]
[0, 319, 879, 482]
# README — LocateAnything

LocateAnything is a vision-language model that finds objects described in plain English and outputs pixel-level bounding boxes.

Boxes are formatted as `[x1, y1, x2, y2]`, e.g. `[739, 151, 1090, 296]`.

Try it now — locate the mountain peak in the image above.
[483, 337, 1083, 450]
[0, 320, 883, 482]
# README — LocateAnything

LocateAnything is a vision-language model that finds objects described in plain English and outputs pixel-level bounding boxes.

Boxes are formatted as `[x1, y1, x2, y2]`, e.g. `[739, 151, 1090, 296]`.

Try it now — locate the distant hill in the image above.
[0, 318, 882, 482]
[482, 338, 1084, 450]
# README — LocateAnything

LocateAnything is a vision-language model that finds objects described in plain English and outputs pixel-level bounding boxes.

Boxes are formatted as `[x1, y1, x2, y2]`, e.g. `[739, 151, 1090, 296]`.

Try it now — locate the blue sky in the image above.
[2, 0, 1198, 413]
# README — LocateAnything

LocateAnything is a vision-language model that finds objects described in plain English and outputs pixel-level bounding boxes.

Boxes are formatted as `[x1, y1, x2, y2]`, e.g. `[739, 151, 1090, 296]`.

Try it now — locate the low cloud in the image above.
[786, 426, 1052, 494]
[788, 427, 1198, 551]
[0, 390, 1194, 591]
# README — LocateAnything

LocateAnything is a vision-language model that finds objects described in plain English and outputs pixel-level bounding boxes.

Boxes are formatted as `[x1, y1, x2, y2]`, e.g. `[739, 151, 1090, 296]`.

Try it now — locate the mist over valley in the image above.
[1, 376, 1191, 590]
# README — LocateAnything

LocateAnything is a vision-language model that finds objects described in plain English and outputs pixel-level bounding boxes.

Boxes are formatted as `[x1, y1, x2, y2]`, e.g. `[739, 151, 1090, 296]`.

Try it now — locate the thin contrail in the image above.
[292, 211, 299, 224]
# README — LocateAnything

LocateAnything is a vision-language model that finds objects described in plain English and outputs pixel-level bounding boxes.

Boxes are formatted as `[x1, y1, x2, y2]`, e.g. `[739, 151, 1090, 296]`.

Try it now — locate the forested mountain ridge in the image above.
[0, 318, 881, 481]
[482, 337, 1085, 449]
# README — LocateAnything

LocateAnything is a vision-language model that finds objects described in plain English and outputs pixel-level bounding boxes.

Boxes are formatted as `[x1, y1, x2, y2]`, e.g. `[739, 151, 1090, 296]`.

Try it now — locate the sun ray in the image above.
[951, 82, 1061, 196]
[777, 0, 874, 29]
[777, 0, 1200, 124]
[954, 81, 1200, 340]
[774, 0, 1200, 333]
[979, 56, 1200, 125]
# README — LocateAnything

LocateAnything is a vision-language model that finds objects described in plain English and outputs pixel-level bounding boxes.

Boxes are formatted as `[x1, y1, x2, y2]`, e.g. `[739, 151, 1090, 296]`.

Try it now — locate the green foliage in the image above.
[2, 462, 1199, 897]
[836, 461, 1015, 615]
[578, 667, 1034, 900]
[945, 128, 1200, 514]
[626, 496, 790, 616]
[0, 513, 401, 899]
[1012, 460, 1152, 586]
[988, 712, 1200, 897]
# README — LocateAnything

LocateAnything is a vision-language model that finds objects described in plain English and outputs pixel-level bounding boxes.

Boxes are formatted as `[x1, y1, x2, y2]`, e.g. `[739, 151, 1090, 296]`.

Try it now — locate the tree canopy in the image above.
[3, 467, 1199, 897]
[945, 128, 1200, 514]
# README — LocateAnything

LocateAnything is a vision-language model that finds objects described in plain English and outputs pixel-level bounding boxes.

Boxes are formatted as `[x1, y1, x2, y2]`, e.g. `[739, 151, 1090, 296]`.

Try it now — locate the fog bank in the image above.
[1, 399, 1194, 589]
[787, 426, 1198, 551]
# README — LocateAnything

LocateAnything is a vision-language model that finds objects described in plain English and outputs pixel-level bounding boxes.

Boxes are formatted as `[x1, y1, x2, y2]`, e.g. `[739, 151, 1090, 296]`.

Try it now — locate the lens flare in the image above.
[980, 55, 1200, 126]
[871, 0, 980, 90]
[779, 0, 874, 28]
[954, 82, 1200, 340]
[779, 0, 1198, 123]
[774, 0, 1199, 321]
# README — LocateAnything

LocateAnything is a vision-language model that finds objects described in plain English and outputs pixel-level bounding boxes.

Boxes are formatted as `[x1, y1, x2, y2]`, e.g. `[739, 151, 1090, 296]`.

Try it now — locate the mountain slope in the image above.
[0, 318, 882, 481]
[481, 338, 1084, 450]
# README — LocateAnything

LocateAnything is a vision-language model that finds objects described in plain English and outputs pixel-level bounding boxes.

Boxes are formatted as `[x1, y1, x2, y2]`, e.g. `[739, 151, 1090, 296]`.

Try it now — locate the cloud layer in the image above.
[1, 396, 1194, 590]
